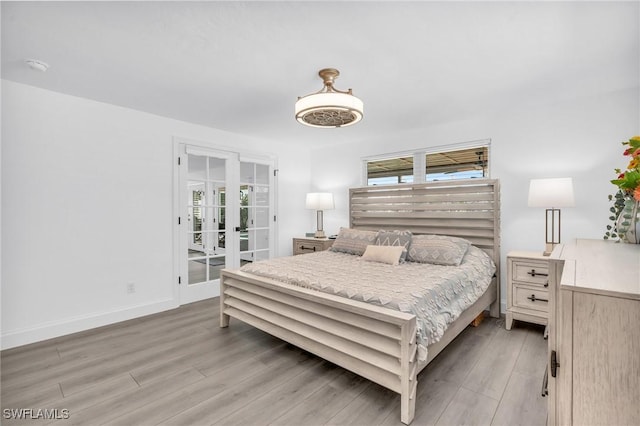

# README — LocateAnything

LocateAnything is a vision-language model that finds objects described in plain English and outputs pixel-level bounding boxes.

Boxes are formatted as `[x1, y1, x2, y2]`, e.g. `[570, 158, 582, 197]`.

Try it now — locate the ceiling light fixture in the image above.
[295, 68, 363, 128]
[25, 59, 49, 72]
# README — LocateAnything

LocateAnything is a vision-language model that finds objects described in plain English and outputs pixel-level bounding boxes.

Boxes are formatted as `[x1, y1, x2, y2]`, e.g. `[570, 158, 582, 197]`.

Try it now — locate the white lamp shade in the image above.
[528, 178, 575, 208]
[306, 192, 335, 210]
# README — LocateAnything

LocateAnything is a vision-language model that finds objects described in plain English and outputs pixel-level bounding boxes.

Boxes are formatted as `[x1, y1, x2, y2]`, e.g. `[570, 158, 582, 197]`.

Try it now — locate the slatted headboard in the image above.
[349, 179, 501, 271]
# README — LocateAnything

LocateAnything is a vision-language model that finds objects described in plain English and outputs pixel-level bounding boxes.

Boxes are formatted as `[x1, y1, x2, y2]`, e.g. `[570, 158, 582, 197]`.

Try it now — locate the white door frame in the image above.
[173, 137, 277, 306]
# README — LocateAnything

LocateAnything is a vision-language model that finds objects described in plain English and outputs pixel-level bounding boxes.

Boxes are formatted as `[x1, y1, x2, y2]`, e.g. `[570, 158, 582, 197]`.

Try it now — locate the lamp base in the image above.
[543, 243, 557, 256]
[314, 230, 326, 238]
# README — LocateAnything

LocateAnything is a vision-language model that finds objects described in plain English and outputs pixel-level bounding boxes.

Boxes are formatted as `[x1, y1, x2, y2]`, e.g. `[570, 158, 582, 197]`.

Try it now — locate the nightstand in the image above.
[293, 237, 334, 255]
[506, 251, 550, 330]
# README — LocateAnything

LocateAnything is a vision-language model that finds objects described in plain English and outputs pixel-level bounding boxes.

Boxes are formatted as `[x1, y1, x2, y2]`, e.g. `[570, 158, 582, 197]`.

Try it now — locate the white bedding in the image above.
[239, 245, 496, 361]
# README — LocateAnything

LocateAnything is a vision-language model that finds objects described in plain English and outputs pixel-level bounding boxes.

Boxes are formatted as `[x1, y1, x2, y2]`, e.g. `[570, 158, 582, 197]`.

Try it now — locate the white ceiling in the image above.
[2, 1, 638, 147]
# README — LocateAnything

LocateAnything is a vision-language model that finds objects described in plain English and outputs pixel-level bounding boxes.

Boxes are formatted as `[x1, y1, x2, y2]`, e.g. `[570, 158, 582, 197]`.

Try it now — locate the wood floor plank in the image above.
[462, 326, 528, 400]
[58, 326, 212, 396]
[512, 327, 547, 379]
[326, 381, 400, 426]
[421, 328, 493, 387]
[491, 371, 547, 426]
[128, 326, 270, 386]
[1, 381, 62, 411]
[213, 360, 342, 426]
[53, 367, 205, 425]
[435, 387, 499, 426]
[270, 369, 370, 425]
[382, 376, 460, 426]
[1, 301, 549, 426]
[158, 347, 322, 426]
[38, 374, 140, 426]
[103, 346, 294, 426]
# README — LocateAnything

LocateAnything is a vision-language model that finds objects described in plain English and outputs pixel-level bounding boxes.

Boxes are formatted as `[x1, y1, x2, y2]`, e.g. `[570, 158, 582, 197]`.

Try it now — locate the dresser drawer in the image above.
[512, 260, 549, 287]
[513, 285, 549, 313]
[293, 238, 333, 255]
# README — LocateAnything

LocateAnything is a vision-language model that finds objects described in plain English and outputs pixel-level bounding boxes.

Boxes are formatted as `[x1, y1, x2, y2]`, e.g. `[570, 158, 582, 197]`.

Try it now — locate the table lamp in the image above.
[306, 192, 334, 238]
[528, 177, 575, 255]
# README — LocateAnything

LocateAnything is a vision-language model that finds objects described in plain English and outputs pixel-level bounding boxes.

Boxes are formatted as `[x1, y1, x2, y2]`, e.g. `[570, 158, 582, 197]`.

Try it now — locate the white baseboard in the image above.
[1, 298, 179, 350]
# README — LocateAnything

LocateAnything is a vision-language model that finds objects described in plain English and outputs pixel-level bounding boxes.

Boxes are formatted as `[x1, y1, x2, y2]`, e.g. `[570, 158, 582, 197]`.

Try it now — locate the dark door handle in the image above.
[235, 227, 241, 232]
[550, 350, 560, 378]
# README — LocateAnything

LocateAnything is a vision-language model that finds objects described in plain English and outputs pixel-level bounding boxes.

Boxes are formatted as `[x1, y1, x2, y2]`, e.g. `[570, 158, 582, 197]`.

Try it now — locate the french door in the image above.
[175, 142, 276, 305]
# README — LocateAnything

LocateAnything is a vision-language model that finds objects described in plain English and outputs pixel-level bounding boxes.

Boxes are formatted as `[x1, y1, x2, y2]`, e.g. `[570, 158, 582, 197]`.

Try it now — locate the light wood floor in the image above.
[1, 299, 547, 426]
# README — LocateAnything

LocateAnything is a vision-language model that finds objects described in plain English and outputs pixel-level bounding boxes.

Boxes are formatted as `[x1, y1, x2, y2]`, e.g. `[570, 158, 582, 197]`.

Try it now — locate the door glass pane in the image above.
[255, 251, 269, 261]
[256, 207, 269, 228]
[188, 155, 207, 180]
[256, 164, 269, 184]
[208, 157, 225, 181]
[240, 162, 255, 184]
[255, 229, 269, 250]
[186, 153, 227, 287]
[255, 186, 269, 206]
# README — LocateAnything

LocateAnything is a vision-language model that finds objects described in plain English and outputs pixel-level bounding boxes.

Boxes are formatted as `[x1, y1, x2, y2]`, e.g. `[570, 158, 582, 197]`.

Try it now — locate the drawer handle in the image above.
[544, 281, 549, 288]
[527, 269, 548, 277]
[527, 294, 548, 303]
[300, 245, 316, 251]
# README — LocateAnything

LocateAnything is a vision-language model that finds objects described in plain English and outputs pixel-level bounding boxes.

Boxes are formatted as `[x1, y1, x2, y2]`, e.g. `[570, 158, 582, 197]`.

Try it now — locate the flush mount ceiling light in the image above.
[295, 68, 363, 128]
[25, 59, 49, 72]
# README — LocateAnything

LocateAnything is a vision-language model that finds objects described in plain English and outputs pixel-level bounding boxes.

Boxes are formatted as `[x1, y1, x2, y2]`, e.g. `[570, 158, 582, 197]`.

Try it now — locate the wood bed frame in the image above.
[220, 179, 500, 424]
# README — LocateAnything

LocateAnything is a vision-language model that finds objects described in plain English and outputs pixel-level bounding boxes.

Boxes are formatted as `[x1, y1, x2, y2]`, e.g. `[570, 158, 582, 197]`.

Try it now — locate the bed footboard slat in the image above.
[223, 306, 405, 394]
[224, 277, 402, 339]
[223, 298, 401, 375]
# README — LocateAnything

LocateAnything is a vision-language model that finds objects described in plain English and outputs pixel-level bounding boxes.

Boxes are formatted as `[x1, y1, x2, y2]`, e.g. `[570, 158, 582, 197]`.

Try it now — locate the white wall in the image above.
[3, 78, 637, 348]
[310, 87, 640, 312]
[1, 80, 311, 349]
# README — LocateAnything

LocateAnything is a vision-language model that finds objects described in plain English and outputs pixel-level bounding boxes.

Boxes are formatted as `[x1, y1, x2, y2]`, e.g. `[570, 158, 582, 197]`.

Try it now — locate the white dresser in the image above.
[547, 239, 640, 426]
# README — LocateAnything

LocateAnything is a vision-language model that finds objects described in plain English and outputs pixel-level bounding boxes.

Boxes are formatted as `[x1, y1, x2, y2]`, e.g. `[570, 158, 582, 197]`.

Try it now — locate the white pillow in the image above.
[361, 245, 405, 266]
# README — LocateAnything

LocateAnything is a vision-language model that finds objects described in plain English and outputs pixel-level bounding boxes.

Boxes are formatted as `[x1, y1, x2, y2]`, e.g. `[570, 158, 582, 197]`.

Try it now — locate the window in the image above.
[364, 140, 489, 186]
[366, 156, 414, 185]
[425, 146, 488, 181]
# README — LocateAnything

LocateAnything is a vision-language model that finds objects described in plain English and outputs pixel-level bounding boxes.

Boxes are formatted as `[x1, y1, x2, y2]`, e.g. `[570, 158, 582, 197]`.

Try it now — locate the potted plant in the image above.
[605, 136, 640, 243]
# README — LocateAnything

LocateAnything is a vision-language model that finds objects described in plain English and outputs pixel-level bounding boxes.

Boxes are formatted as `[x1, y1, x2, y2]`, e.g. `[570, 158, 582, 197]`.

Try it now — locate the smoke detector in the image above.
[25, 59, 49, 72]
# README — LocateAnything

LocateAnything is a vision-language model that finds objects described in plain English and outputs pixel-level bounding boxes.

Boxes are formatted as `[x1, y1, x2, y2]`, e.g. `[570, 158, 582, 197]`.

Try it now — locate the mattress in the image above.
[239, 245, 496, 361]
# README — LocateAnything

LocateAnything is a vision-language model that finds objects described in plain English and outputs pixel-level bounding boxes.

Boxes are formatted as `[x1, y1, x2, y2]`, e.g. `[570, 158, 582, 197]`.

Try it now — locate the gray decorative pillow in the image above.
[329, 228, 379, 256]
[376, 230, 412, 263]
[407, 234, 471, 266]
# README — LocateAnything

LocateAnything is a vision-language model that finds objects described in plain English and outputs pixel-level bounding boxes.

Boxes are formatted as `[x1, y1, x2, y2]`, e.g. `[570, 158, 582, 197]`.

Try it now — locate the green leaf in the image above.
[610, 216, 616, 220]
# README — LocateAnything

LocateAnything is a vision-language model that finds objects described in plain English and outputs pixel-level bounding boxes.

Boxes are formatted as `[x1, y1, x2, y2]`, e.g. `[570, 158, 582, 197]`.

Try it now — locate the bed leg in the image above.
[400, 388, 416, 425]
[220, 311, 230, 328]
[400, 319, 417, 425]
[489, 300, 500, 318]
[489, 277, 500, 318]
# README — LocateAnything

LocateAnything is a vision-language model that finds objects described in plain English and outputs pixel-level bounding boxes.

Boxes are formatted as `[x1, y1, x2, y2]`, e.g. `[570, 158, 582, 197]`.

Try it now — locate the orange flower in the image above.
[634, 186, 640, 201]
[629, 158, 640, 169]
